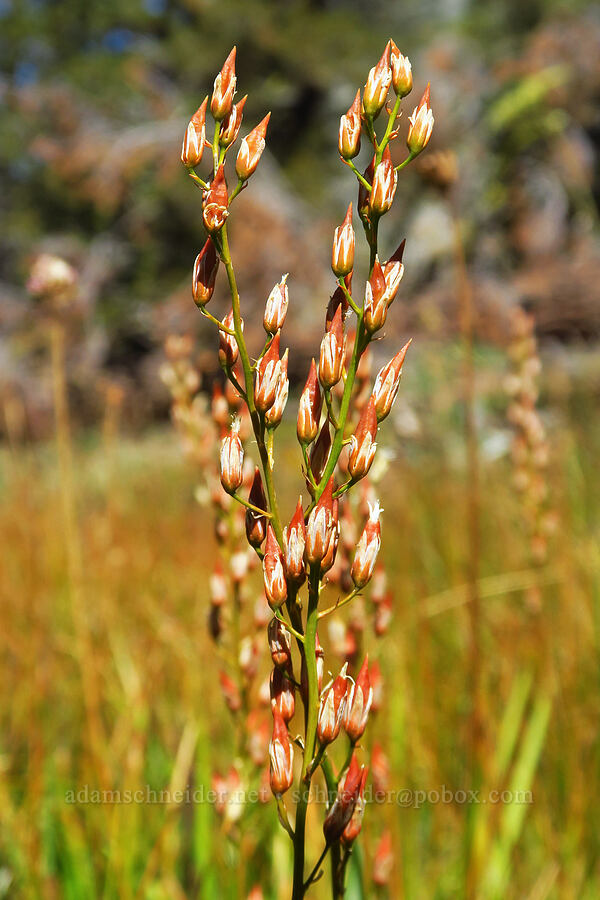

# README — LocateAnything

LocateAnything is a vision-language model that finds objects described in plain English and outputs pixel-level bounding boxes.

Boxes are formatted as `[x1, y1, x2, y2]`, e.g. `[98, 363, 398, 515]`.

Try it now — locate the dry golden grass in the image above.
[0, 350, 598, 898]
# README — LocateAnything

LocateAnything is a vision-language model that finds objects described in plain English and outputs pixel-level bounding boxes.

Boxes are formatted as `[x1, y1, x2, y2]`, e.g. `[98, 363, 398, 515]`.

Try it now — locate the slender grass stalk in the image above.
[49, 320, 110, 792]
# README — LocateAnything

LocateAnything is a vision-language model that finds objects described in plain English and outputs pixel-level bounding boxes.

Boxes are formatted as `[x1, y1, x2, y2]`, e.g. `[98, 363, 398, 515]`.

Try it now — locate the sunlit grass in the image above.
[0, 352, 598, 898]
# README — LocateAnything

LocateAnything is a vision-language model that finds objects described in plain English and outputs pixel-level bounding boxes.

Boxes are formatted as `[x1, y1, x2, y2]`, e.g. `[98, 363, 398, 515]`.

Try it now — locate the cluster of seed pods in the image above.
[505, 307, 557, 609]
[179, 40, 433, 897]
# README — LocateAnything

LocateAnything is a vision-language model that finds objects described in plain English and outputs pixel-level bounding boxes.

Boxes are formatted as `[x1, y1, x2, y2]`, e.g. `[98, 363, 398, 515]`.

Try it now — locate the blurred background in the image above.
[1, 0, 599, 897]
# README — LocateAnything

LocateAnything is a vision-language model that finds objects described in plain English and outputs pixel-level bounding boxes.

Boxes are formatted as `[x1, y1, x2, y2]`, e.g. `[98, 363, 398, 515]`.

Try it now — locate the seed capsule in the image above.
[245, 468, 268, 547]
[389, 41, 413, 97]
[263, 525, 288, 609]
[317, 664, 348, 745]
[220, 419, 244, 494]
[351, 501, 382, 588]
[372, 341, 411, 422]
[192, 238, 219, 306]
[236, 113, 271, 180]
[219, 95, 247, 149]
[181, 97, 208, 167]
[283, 497, 306, 582]
[363, 257, 388, 334]
[331, 203, 355, 277]
[203, 164, 229, 233]
[323, 754, 367, 843]
[255, 333, 282, 414]
[348, 398, 378, 481]
[407, 84, 434, 156]
[269, 709, 294, 795]
[318, 305, 345, 390]
[370, 146, 397, 216]
[338, 89, 362, 160]
[363, 43, 392, 118]
[263, 275, 289, 334]
[344, 656, 374, 742]
[297, 359, 322, 444]
[218, 310, 241, 368]
[211, 47, 237, 121]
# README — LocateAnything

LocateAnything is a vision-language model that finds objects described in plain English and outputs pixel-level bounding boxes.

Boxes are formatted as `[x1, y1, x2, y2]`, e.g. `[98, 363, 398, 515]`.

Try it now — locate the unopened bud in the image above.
[265, 349, 288, 427]
[326, 275, 351, 331]
[297, 359, 322, 444]
[181, 97, 208, 167]
[332, 203, 355, 278]
[374, 591, 393, 637]
[323, 754, 366, 843]
[305, 478, 336, 567]
[192, 238, 219, 306]
[236, 113, 271, 180]
[211, 47, 237, 121]
[263, 526, 287, 609]
[310, 420, 332, 484]
[341, 764, 369, 847]
[348, 398, 378, 480]
[358, 157, 376, 223]
[382, 239, 406, 306]
[219, 310, 241, 367]
[269, 710, 293, 795]
[268, 617, 292, 667]
[220, 419, 244, 494]
[370, 660, 384, 711]
[317, 664, 348, 745]
[372, 340, 411, 421]
[264, 275, 289, 334]
[344, 656, 373, 742]
[407, 84, 434, 156]
[283, 497, 306, 582]
[389, 41, 412, 97]
[209, 562, 228, 606]
[246, 468, 268, 547]
[371, 742, 390, 795]
[319, 498, 340, 574]
[339, 89, 362, 160]
[370, 146, 397, 216]
[363, 257, 387, 334]
[203, 164, 229, 233]
[373, 830, 394, 886]
[363, 43, 392, 118]
[220, 95, 246, 148]
[319, 304, 344, 389]
[219, 670, 241, 713]
[270, 665, 295, 723]
[255, 333, 282, 414]
[351, 501, 381, 588]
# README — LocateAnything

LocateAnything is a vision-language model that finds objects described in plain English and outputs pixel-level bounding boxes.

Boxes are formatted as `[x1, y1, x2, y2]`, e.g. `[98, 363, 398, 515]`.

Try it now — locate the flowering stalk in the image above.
[178, 41, 433, 899]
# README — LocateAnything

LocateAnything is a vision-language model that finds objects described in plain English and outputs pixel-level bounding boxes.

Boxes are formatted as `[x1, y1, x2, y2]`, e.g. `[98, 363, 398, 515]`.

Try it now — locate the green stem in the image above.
[212, 121, 221, 175]
[310, 214, 378, 506]
[304, 841, 331, 892]
[274, 609, 305, 644]
[187, 169, 209, 191]
[376, 95, 403, 165]
[219, 224, 284, 543]
[320, 757, 343, 899]
[229, 177, 246, 203]
[313, 319, 365, 502]
[324, 391, 340, 431]
[318, 587, 360, 620]
[200, 307, 235, 334]
[395, 151, 416, 173]
[338, 277, 361, 317]
[343, 158, 372, 192]
[229, 492, 272, 518]
[291, 565, 321, 900]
